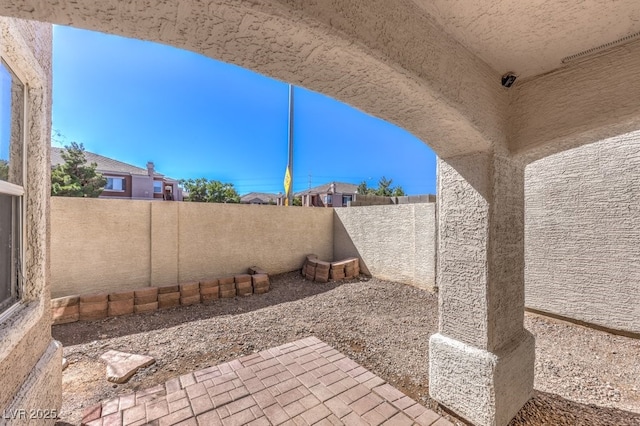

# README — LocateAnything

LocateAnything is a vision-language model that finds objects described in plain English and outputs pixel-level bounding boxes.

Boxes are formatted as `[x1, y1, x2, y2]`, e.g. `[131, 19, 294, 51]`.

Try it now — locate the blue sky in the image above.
[52, 25, 436, 195]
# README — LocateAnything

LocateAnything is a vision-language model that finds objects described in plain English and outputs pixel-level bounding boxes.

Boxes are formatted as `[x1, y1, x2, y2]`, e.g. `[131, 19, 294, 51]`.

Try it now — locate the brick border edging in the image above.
[52, 267, 271, 325]
[301, 254, 361, 283]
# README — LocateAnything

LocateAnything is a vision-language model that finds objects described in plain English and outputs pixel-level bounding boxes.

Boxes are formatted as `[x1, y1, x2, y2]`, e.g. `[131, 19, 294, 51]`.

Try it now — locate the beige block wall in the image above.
[177, 203, 333, 282]
[51, 199, 333, 297]
[51, 198, 151, 298]
[525, 132, 640, 335]
[333, 204, 436, 291]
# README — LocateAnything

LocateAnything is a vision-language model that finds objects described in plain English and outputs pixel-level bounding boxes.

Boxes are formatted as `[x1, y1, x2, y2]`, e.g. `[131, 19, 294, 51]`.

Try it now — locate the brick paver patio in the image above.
[81, 336, 451, 426]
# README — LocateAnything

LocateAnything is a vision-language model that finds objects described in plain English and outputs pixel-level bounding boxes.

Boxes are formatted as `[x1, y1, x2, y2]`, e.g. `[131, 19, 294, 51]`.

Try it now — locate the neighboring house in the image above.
[51, 147, 183, 201]
[240, 192, 278, 204]
[278, 182, 359, 207]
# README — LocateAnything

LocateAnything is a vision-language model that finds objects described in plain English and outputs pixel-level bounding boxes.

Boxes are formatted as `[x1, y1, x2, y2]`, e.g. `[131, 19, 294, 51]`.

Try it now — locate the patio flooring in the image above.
[81, 336, 452, 426]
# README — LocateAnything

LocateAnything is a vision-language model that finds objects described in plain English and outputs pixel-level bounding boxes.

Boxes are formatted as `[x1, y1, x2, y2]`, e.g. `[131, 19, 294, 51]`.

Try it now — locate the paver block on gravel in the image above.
[108, 299, 134, 316]
[51, 295, 79, 308]
[134, 287, 158, 304]
[52, 304, 79, 325]
[134, 302, 158, 313]
[218, 276, 235, 285]
[200, 279, 219, 289]
[220, 282, 236, 292]
[158, 284, 180, 294]
[180, 294, 201, 305]
[235, 274, 252, 284]
[158, 292, 180, 308]
[79, 301, 108, 321]
[220, 289, 236, 298]
[108, 291, 134, 301]
[100, 350, 155, 384]
[180, 281, 200, 295]
[80, 293, 108, 303]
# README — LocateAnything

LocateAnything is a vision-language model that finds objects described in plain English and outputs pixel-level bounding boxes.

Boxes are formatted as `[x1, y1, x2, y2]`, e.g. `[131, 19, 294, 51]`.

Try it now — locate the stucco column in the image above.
[429, 151, 534, 426]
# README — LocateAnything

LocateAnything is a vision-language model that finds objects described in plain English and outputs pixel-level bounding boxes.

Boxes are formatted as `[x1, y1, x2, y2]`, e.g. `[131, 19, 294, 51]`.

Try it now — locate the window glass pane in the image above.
[0, 60, 24, 186]
[106, 177, 124, 191]
[153, 181, 162, 193]
[0, 193, 19, 312]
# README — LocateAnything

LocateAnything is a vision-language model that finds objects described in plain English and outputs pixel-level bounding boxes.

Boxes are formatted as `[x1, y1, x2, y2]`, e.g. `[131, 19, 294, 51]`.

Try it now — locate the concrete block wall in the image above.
[525, 132, 640, 335]
[50, 198, 333, 298]
[333, 204, 436, 291]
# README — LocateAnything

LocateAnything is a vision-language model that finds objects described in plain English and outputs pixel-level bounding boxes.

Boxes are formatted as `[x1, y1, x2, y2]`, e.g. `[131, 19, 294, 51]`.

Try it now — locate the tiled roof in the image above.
[50, 147, 163, 177]
[296, 181, 359, 196]
[240, 192, 279, 203]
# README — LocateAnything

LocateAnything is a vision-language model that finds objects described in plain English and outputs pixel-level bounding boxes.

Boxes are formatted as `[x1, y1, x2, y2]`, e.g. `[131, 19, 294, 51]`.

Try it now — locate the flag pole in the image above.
[286, 84, 294, 206]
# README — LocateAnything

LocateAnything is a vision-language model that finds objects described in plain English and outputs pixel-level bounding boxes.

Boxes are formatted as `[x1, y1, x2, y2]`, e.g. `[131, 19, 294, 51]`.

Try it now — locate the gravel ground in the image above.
[53, 273, 640, 425]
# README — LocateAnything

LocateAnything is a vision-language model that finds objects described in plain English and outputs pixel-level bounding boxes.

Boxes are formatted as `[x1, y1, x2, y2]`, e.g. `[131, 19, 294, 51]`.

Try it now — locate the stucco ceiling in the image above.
[412, 0, 640, 79]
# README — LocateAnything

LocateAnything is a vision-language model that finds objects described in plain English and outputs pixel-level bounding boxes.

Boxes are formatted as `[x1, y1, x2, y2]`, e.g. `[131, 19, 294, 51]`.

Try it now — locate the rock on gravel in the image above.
[53, 272, 640, 425]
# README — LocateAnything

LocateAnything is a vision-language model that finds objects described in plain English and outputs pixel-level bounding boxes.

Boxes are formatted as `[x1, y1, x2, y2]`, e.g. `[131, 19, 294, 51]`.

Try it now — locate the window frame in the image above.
[0, 56, 27, 319]
[325, 194, 332, 205]
[104, 176, 127, 192]
[153, 180, 163, 193]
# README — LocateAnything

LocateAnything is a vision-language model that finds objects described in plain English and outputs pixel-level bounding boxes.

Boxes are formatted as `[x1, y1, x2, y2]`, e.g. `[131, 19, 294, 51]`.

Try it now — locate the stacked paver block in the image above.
[180, 281, 201, 305]
[304, 255, 318, 281]
[158, 285, 181, 309]
[344, 258, 360, 279]
[200, 279, 219, 302]
[134, 287, 158, 313]
[314, 260, 330, 283]
[219, 276, 236, 298]
[330, 262, 346, 281]
[235, 274, 253, 296]
[79, 294, 108, 321]
[331, 258, 360, 280]
[252, 273, 270, 294]
[302, 255, 361, 283]
[52, 267, 272, 323]
[108, 291, 134, 317]
[51, 295, 79, 325]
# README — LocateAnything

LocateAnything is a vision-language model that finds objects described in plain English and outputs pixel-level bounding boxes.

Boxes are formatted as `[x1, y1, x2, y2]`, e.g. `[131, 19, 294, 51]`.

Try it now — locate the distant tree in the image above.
[51, 142, 106, 197]
[357, 176, 405, 196]
[293, 196, 302, 206]
[180, 178, 240, 203]
[357, 181, 370, 195]
[0, 159, 8, 181]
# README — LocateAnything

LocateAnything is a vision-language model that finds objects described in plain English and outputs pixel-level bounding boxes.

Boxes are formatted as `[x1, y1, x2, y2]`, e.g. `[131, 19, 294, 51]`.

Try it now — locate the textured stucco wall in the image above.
[333, 204, 436, 291]
[525, 133, 640, 335]
[0, 17, 61, 422]
[50, 199, 333, 297]
[0, 0, 507, 160]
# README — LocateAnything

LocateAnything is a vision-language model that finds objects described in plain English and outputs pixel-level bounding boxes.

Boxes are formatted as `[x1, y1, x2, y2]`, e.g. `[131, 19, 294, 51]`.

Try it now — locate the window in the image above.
[342, 195, 352, 206]
[153, 181, 162, 193]
[105, 176, 126, 191]
[0, 59, 26, 315]
[324, 194, 332, 205]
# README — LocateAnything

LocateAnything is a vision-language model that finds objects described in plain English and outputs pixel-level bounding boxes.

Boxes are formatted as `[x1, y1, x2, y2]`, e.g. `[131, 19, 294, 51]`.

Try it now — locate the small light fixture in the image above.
[501, 72, 517, 88]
